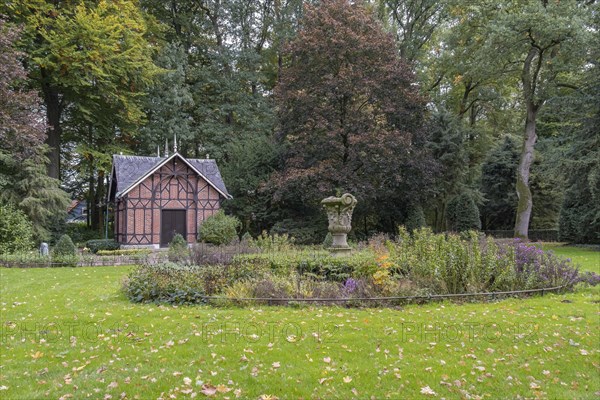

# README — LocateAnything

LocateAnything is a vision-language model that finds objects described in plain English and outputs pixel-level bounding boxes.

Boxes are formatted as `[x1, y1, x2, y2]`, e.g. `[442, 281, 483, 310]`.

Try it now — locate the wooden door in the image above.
[161, 210, 187, 247]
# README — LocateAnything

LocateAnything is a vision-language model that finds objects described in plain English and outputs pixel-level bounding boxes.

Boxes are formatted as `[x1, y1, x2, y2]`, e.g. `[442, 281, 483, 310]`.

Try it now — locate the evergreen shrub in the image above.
[86, 239, 119, 253]
[447, 193, 481, 232]
[0, 203, 34, 254]
[53, 234, 76, 256]
[168, 233, 189, 263]
[198, 211, 241, 245]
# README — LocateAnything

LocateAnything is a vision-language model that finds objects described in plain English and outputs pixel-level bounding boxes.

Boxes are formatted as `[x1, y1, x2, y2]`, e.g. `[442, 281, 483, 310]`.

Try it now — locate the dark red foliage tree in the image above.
[270, 0, 436, 235]
[0, 19, 46, 160]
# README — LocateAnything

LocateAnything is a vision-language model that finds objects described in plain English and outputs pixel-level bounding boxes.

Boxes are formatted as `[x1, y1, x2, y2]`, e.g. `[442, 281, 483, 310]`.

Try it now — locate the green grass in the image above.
[1, 252, 599, 399]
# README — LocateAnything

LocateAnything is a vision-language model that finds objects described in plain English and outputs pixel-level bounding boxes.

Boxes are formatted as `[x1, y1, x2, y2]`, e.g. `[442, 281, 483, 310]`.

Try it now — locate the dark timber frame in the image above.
[110, 153, 230, 248]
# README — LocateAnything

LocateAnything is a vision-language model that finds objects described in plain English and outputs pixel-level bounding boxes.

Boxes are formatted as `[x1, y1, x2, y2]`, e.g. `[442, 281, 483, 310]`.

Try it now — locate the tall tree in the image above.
[378, 0, 446, 64]
[480, 136, 519, 230]
[4, 0, 159, 181]
[558, 4, 600, 243]
[473, 0, 590, 238]
[0, 18, 69, 241]
[0, 18, 45, 161]
[271, 0, 435, 237]
[429, 0, 592, 239]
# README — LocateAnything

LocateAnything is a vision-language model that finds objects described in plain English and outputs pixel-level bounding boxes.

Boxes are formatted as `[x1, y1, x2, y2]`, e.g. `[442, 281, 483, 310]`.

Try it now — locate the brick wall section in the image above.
[115, 158, 223, 246]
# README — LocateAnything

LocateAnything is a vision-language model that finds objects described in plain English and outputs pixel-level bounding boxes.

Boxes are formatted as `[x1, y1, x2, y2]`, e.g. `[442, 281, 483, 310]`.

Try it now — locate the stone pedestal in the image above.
[321, 193, 357, 255]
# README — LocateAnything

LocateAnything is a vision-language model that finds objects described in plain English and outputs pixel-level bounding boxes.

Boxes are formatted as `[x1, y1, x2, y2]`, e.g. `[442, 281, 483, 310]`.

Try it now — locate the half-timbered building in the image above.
[108, 151, 231, 248]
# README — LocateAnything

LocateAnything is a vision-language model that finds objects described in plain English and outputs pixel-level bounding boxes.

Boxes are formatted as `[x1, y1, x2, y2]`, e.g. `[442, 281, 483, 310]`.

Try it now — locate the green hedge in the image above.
[85, 239, 119, 253]
[235, 250, 378, 281]
[96, 249, 152, 256]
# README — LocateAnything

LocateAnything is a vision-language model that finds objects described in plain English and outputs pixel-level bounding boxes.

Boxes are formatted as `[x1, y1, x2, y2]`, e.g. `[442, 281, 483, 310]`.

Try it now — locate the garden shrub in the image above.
[64, 223, 103, 246]
[270, 218, 326, 245]
[254, 230, 295, 252]
[123, 227, 598, 307]
[322, 232, 333, 249]
[0, 202, 34, 254]
[191, 240, 257, 265]
[198, 211, 241, 245]
[241, 231, 253, 243]
[53, 234, 76, 256]
[123, 263, 206, 305]
[404, 203, 426, 232]
[237, 250, 377, 281]
[168, 233, 189, 263]
[447, 193, 481, 232]
[495, 239, 582, 290]
[123, 261, 266, 304]
[86, 239, 119, 253]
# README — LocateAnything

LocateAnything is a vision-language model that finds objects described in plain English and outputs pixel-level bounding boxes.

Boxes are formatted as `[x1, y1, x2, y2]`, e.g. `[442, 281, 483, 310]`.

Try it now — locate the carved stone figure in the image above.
[39, 242, 49, 257]
[321, 193, 357, 254]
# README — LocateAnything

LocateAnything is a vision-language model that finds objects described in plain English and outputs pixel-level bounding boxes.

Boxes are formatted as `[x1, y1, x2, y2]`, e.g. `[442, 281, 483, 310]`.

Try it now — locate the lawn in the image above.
[0, 247, 599, 399]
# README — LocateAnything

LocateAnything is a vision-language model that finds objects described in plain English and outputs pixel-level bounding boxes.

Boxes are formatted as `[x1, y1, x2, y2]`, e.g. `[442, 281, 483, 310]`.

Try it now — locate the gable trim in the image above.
[107, 163, 117, 202]
[116, 153, 232, 200]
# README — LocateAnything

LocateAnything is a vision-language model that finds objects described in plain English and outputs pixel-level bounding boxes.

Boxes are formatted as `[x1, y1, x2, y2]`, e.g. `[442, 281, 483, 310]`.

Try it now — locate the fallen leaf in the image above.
[200, 384, 217, 396]
[420, 386, 436, 396]
[258, 395, 278, 400]
[216, 384, 231, 393]
[343, 376, 352, 383]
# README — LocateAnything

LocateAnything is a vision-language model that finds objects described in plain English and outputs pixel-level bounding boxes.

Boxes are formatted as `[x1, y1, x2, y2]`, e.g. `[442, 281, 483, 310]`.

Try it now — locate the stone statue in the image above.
[39, 242, 49, 257]
[321, 193, 357, 255]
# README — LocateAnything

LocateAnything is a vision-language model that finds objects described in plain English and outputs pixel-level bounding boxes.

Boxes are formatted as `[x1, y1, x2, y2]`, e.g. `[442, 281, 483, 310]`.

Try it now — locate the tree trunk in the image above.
[96, 170, 106, 234]
[514, 105, 537, 239]
[41, 71, 62, 180]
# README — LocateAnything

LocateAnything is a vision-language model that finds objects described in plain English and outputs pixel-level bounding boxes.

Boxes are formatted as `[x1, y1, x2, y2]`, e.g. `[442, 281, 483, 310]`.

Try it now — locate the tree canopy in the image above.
[1, 0, 596, 245]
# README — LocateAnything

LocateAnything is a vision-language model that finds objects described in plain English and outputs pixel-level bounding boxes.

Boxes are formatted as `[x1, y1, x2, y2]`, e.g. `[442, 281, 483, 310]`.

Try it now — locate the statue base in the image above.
[327, 247, 352, 257]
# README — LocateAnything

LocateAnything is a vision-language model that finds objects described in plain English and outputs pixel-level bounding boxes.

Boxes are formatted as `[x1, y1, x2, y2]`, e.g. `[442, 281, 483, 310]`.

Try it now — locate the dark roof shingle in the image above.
[111, 154, 230, 199]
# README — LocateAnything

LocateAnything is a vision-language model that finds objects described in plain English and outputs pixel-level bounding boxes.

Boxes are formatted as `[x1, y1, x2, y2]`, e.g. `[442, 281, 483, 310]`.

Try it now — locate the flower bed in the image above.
[122, 229, 600, 306]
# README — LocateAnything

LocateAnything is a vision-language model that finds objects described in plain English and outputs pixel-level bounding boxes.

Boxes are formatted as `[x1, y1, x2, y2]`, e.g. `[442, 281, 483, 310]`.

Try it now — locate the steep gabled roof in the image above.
[109, 153, 231, 200]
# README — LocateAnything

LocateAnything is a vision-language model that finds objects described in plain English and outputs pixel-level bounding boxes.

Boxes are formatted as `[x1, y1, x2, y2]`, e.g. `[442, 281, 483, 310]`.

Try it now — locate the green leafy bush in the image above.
[123, 227, 592, 307]
[168, 233, 189, 263]
[241, 232, 253, 243]
[198, 211, 241, 245]
[254, 230, 295, 252]
[0, 203, 35, 254]
[404, 203, 426, 232]
[123, 261, 265, 304]
[269, 218, 326, 245]
[123, 263, 206, 304]
[447, 193, 481, 232]
[53, 234, 76, 256]
[86, 239, 119, 253]
[236, 250, 376, 281]
[64, 223, 103, 246]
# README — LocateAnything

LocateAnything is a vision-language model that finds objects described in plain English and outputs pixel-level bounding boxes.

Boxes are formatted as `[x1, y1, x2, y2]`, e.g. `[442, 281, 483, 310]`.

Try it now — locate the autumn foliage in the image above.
[271, 0, 434, 229]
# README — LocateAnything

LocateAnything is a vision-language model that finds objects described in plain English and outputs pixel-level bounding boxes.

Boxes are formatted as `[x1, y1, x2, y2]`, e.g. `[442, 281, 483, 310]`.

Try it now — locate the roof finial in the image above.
[206, 153, 209, 159]
[157, 145, 160, 158]
[164, 138, 169, 157]
[174, 133, 178, 153]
